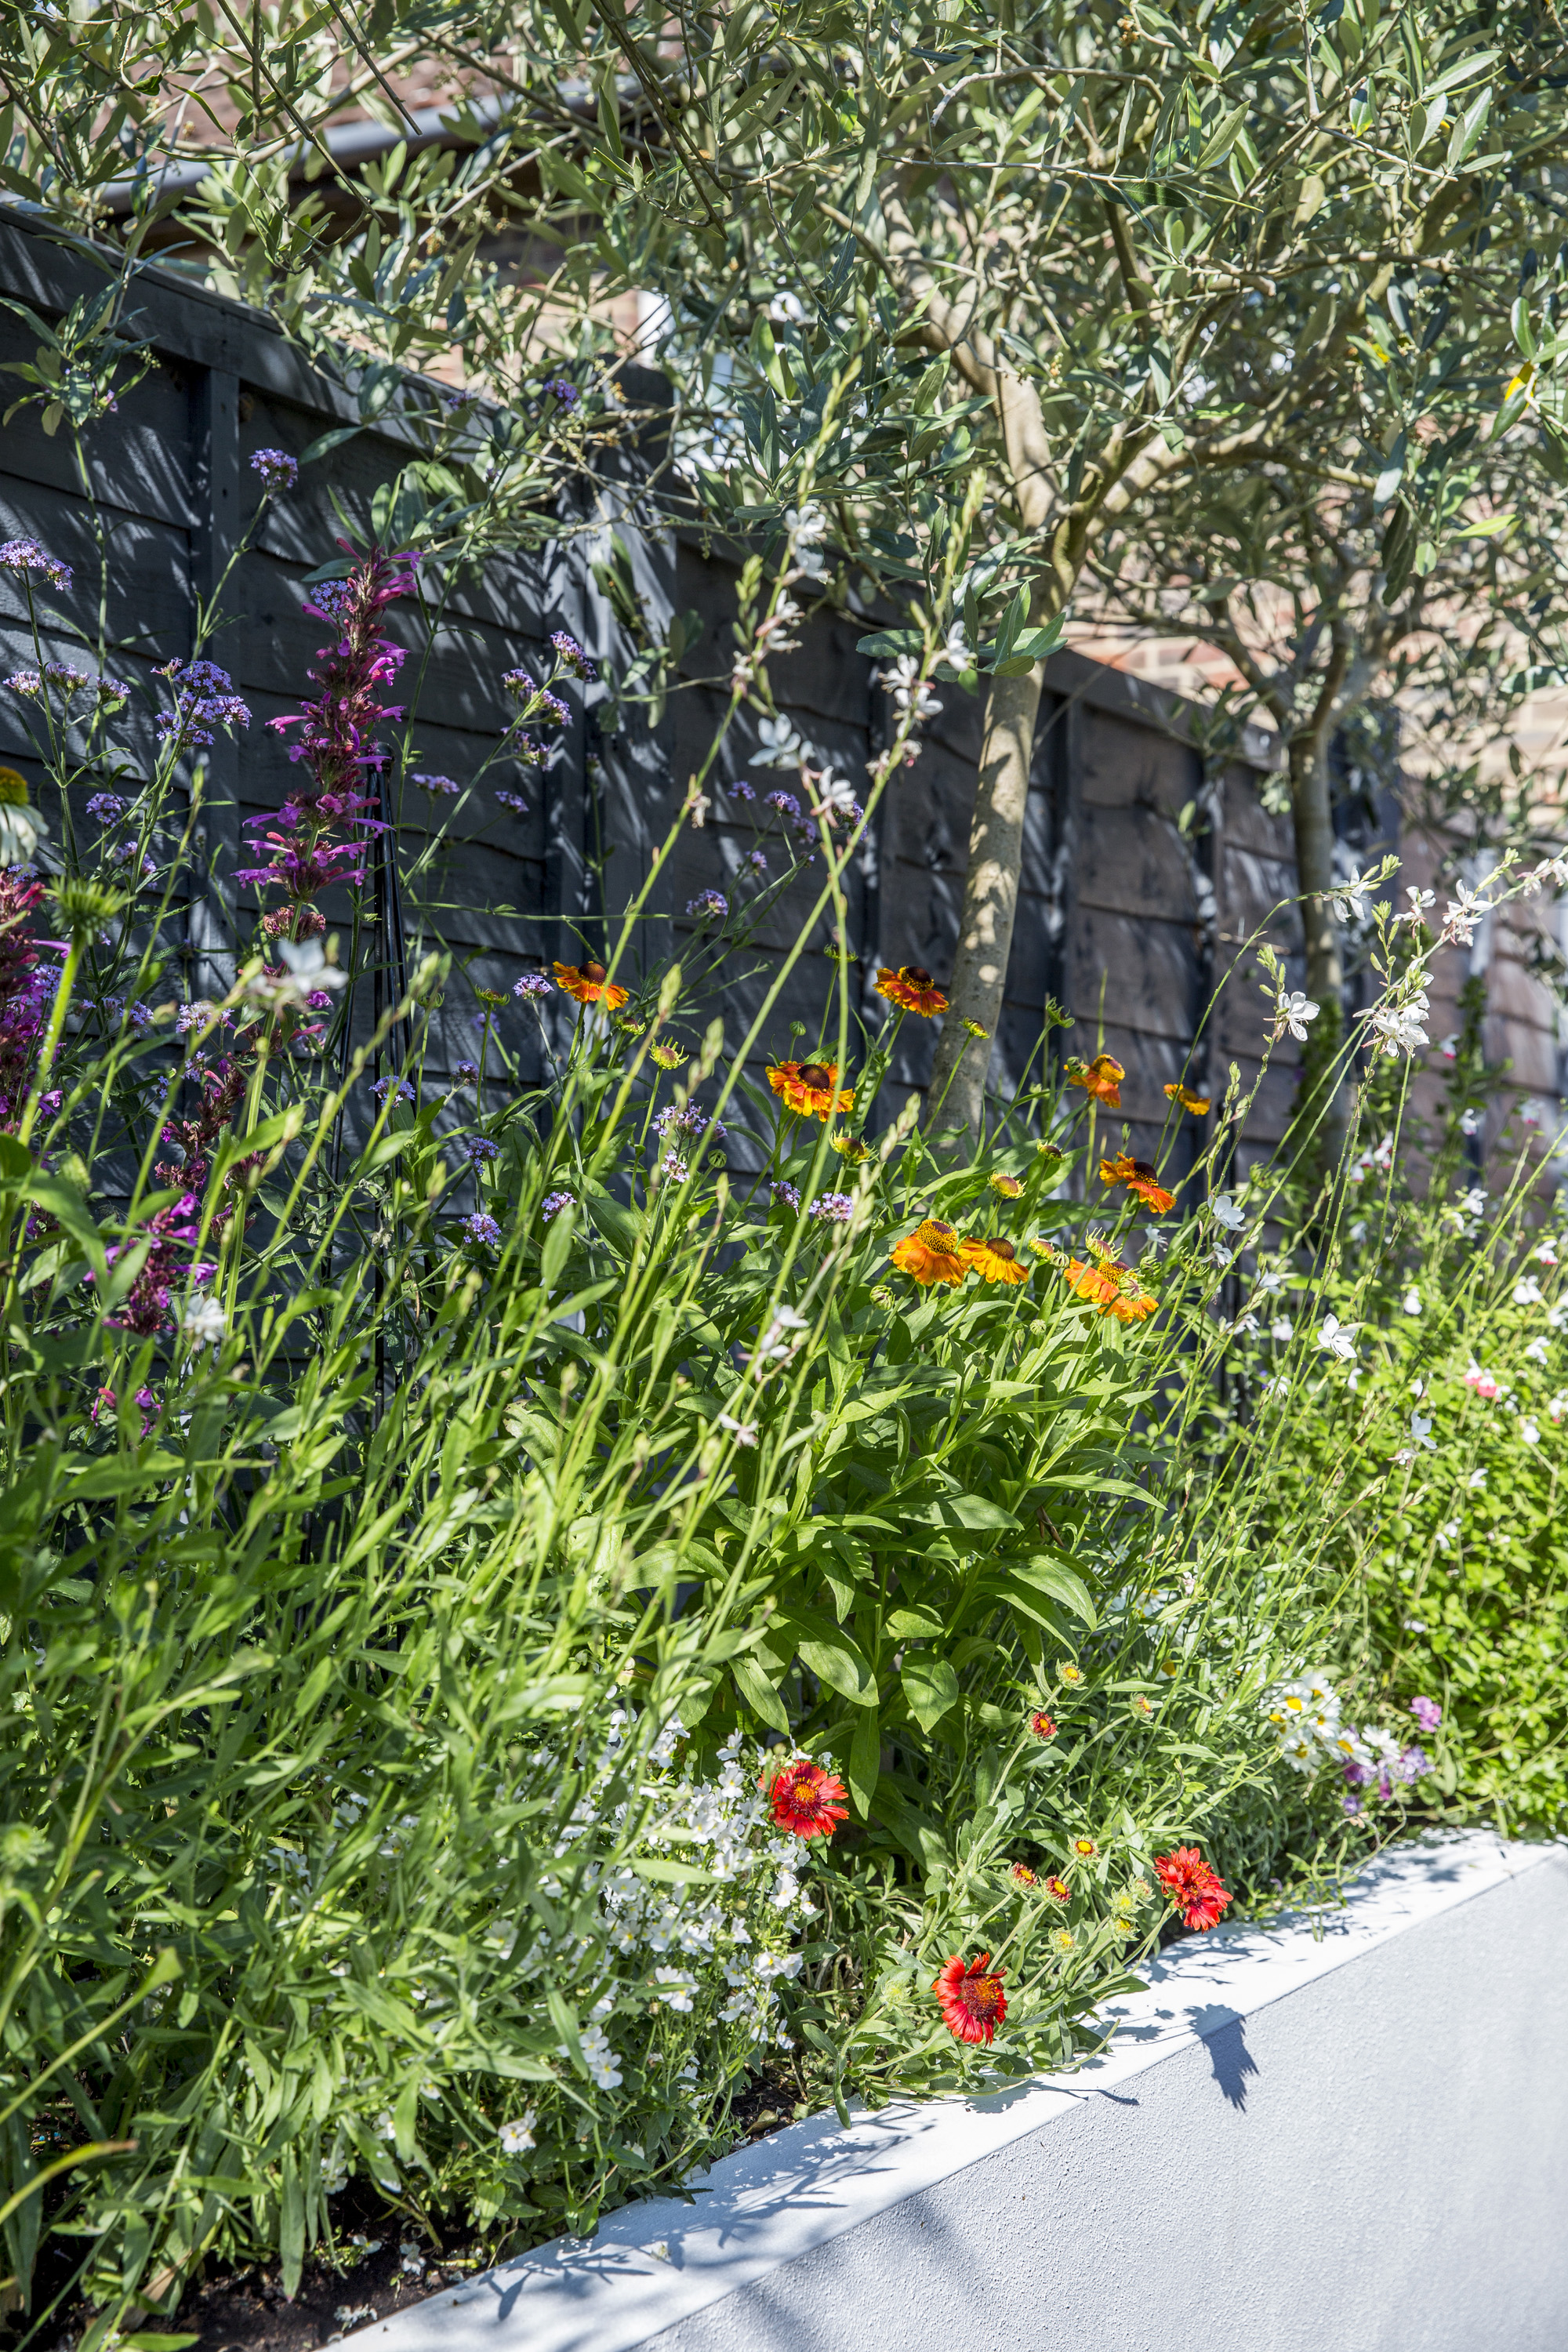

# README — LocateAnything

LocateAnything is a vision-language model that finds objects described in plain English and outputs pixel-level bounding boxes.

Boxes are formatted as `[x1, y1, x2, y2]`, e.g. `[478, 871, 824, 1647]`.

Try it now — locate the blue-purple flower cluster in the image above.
[542, 1189, 575, 1221]
[770, 1180, 801, 1210]
[249, 448, 299, 492]
[416, 772, 460, 796]
[155, 659, 252, 751]
[372, 1075, 416, 1104]
[497, 789, 530, 816]
[686, 890, 728, 921]
[465, 1135, 500, 1165]
[513, 971, 552, 997]
[0, 539, 73, 592]
[808, 1192, 855, 1223]
[462, 1210, 502, 1246]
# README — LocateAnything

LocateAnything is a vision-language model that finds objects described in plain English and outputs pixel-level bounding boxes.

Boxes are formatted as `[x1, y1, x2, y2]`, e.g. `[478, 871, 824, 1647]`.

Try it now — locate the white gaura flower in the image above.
[180, 1292, 226, 1348]
[1403, 1288, 1421, 1315]
[756, 713, 805, 768]
[1395, 885, 1436, 927]
[718, 1412, 758, 1446]
[1525, 1336, 1550, 1364]
[1440, 883, 1487, 946]
[1273, 989, 1319, 1042]
[1327, 866, 1373, 923]
[1434, 1519, 1459, 1552]
[1368, 990, 1431, 1057]
[1318, 1313, 1359, 1362]
[1210, 1193, 1246, 1232]
[1269, 1316, 1294, 1344]
[1521, 1417, 1541, 1446]
[1468, 1467, 1487, 1490]
[935, 622, 972, 675]
[1513, 1276, 1544, 1307]
[246, 935, 348, 1009]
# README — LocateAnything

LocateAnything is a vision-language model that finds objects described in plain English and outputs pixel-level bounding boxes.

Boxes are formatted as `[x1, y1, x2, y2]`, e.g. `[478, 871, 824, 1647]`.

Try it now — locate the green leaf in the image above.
[901, 1652, 960, 1732]
[787, 1610, 877, 1706]
[1000, 1553, 1098, 1626]
[847, 1706, 880, 1818]
[731, 1653, 790, 1733]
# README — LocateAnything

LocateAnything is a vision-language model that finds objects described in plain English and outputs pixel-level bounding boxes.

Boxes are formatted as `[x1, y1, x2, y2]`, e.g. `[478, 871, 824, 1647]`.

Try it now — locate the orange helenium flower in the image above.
[768, 1059, 854, 1120]
[875, 964, 949, 1018]
[1064, 1256, 1122, 1309]
[763, 1758, 850, 1840]
[1065, 1053, 1125, 1107]
[962, 1235, 1029, 1285]
[1044, 1875, 1071, 1903]
[1154, 1845, 1232, 1933]
[554, 958, 629, 1010]
[891, 1218, 968, 1287]
[932, 1953, 1007, 2046]
[1164, 1082, 1210, 1116]
[1064, 1247, 1159, 1323]
[1099, 1153, 1175, 1214]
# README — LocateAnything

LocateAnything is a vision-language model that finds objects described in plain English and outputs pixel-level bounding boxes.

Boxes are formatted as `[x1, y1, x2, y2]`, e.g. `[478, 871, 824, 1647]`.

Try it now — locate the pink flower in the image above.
[1463, 1362, 1500, 1401]
[1409, 1695, 1442, 1733]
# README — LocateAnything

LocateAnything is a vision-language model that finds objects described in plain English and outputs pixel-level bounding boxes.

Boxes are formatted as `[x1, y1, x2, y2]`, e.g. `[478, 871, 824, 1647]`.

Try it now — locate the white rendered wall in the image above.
[374, 1835, 1568, 2352]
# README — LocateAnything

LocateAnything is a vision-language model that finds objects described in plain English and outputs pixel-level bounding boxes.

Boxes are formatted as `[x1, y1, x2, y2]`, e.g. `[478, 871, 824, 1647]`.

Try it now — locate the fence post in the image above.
[189, 366, 241, 998]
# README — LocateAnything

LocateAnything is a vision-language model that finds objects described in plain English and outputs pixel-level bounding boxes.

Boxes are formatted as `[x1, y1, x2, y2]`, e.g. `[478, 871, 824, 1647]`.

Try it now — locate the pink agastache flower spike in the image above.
[236, 545, 419, 919]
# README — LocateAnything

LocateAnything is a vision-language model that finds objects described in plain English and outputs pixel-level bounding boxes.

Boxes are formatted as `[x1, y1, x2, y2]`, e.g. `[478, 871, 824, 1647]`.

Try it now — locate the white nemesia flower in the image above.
[499, 2112, 536, 2155]
[1403, 1288, 1421, 1315]
[1522, 1418, 1541, 1445]
[1434, 1519, 1459, 1552]
[1514, 1276, 1544, 1307]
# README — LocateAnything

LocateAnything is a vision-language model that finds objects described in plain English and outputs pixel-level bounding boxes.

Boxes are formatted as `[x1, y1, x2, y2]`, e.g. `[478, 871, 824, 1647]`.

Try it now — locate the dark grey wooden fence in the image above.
[0, 209, 1305, 1168]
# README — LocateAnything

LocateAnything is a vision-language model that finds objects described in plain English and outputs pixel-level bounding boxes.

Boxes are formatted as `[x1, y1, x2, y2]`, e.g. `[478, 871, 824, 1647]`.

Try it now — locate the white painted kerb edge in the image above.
[373, 1833, 1568, 2352]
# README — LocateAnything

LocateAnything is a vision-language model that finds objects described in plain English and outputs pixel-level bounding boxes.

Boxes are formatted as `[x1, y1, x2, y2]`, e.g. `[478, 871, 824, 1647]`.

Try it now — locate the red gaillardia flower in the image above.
[1098, 1153, 1175, 1214]
[1154, 1845, 1232, 1932]
[554, 958, 629, 1009]
[1044, 1875, 1071, 1903]
[876, 964, 949, 1017]
[891, 1218, 968, 1287]
[1010, 1861, 1039, 1887]
[768, 1059, 855, 1120]
[1065, 1053, 1125, 1107]
[1029, 1711, 1057, 1741]
[1072, 1836, 1097, 1858]
[932, 1953, 1007, 2045]
[762, 1756, 850, 1840]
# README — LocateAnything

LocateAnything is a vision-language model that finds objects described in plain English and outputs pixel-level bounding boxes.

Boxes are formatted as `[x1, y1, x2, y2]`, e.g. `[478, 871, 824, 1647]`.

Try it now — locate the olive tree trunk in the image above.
[926, 665, 1044, 1134]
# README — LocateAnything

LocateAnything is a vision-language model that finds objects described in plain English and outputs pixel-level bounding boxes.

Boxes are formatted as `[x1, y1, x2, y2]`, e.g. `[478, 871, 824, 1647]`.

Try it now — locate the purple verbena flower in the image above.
[764, 791, 799, 818]
[416, 772, 460, 796]
[686, 890, 728, 921]
[808, 1191, 855, 1222]
[542, 1189, 575, 1221]
[549, 630, 597, 682]
[662, 1152, 690, 1181]
[156, 658, 251, 751]
[0, 539, 72, 592]
[510, 735, 553, 770]
[455, 1059, 481, 1081]
[1342, 1794, 1364, 1818]
[465, 1135, 500, 1165]
[497, 789, 530, 816]
[747, 850, 768, 872]
[372, 1075, 416, 1104]
[86, 793, 129, 823]
[770, 1180, 801, 1210]
[462, 1210, 502, 1246]
[540, 376, 579, 407]
[513, 972, 552, 997]
[1409, 1695, 1441, 1733]
[728, 780, 755, 801]
[1398, 1744, 1433, 1782]
[250, 448, 299, 492]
